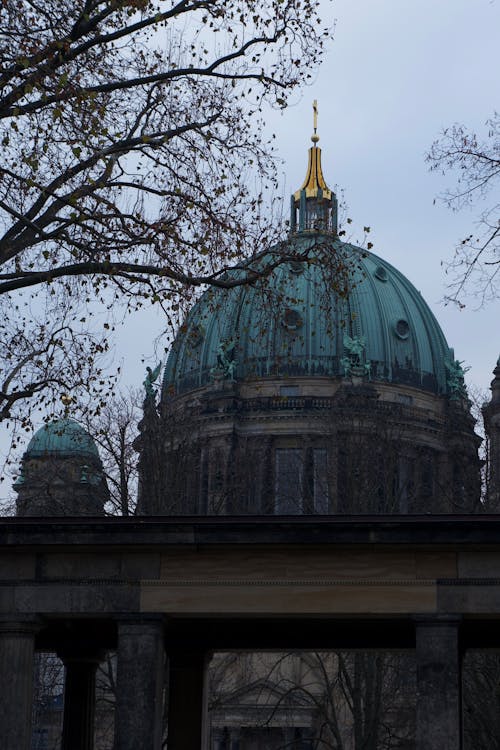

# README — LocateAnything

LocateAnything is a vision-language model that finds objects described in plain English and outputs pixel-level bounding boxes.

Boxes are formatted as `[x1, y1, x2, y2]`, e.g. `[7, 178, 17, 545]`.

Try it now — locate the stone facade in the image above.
[137, 375, 481, 517]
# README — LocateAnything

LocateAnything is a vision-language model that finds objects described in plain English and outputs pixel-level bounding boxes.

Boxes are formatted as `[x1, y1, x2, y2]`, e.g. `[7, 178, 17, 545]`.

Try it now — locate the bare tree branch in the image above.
[427, 113, 500, 306]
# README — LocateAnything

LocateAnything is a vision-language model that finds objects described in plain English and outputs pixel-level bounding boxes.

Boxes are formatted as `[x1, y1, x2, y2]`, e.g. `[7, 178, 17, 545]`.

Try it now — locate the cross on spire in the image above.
[312, 100, 319, 144]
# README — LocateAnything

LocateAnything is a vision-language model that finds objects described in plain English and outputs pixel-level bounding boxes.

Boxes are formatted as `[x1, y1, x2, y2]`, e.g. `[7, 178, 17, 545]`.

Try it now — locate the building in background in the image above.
[137, 120, 483, 519]
[15, 418, 108, 517]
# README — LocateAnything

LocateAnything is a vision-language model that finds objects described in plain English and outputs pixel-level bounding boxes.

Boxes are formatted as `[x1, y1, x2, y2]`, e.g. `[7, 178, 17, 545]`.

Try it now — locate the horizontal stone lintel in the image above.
[2, 578, 500, 616]
[3, 515, 500, 548]
[141, 581, 437, 614]
[3, 517, 500, 619]
[3, 577, 500, 587]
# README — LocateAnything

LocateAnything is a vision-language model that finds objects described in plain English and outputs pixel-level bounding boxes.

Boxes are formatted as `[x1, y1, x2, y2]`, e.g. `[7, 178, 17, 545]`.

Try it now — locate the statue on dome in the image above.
[143, 362, 162, 398]
[341, 334, 371, 378]
[445, 358, 469, 401]
[344, 335, 365, 362]
[211, 340, 237, 382]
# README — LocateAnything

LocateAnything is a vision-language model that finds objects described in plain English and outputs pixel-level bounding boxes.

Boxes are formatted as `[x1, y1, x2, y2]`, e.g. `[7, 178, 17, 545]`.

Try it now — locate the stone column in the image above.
[60, 650, 103, 750]
[415, 617, 462, 750]
[0, 617, 39, 750]
[115, 617, 165, 750]
[167, 648, 209, 750]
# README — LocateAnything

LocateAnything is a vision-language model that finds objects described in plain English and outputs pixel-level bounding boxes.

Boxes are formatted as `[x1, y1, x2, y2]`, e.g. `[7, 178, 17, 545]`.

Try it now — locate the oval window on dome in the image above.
[282, 308, 303, 331]
[374, 265, 388, 281]
[394, 319, 410, 340]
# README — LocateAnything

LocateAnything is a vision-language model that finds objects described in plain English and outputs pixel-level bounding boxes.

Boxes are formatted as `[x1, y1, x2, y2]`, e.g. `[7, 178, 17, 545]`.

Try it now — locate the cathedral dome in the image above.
[139, 106, 480, 518]
[164, 110, 455, 401]
[25, 418, 99, 459]
[163, 238, 452, 398]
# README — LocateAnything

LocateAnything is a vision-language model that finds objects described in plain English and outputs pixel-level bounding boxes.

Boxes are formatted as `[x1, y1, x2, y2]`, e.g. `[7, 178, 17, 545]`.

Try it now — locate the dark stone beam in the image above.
[37, 618, 117, 652]
[30, 616, 500, 653]
[4, 514, 500, 547]
[163, 616, 417, 651]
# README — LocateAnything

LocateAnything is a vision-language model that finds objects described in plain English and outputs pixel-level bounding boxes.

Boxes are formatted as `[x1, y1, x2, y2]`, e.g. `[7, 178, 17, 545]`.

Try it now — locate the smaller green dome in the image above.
[25, 419, 99, 458]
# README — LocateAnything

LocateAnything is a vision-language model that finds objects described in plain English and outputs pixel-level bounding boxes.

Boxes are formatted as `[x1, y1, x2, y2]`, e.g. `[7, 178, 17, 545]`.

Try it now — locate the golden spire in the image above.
[293, 100, 331, 201]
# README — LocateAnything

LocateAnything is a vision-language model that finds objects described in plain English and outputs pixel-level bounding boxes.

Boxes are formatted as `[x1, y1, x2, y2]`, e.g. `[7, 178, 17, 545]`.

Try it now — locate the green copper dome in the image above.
[25, 419, 100, 458]
[163, 237, 454, 397]
[163, 119, 457, 400]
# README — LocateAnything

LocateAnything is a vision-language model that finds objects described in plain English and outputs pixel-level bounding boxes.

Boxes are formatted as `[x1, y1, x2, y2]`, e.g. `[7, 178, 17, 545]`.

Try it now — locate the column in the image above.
[60, 649, 103, 750]
[0, 617, 39, 750]
[415, 616, 462, 750]
[114, 617, 165, 750]
[167, 648, 209, 750]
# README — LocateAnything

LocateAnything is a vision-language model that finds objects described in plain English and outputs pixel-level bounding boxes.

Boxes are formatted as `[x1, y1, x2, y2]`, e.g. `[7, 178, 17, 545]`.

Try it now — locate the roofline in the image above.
[1, 514, 499, 546]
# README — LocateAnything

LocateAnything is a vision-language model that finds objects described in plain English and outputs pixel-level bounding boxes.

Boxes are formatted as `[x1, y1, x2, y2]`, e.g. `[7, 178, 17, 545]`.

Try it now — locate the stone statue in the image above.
[341, 334, 370, 378]
[344, 334, 366, 363]
[445, 358, 469, 401]
[143, 362, 162, 397]
[211, 340, 238, 382]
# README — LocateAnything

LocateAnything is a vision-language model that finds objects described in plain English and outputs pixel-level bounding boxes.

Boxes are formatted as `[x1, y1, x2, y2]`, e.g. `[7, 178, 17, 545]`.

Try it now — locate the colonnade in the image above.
[0, 615, 464, 750]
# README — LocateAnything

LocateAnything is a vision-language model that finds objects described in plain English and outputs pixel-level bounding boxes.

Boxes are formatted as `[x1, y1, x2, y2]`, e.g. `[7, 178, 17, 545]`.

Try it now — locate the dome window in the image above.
[394, 319, 410, 340]
[282, 308, 303, 331]
[289, 261, 304, 274]
[374, 265, 388, 281]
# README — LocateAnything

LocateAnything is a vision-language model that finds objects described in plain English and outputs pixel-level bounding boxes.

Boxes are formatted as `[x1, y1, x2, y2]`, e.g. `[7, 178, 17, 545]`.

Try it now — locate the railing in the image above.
[199, 395, 446, 428]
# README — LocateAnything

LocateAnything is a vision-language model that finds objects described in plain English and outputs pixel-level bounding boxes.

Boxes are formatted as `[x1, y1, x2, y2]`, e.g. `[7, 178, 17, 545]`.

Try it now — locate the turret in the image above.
[14, 419, 108, 516]
[289, 100, 338, 235]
